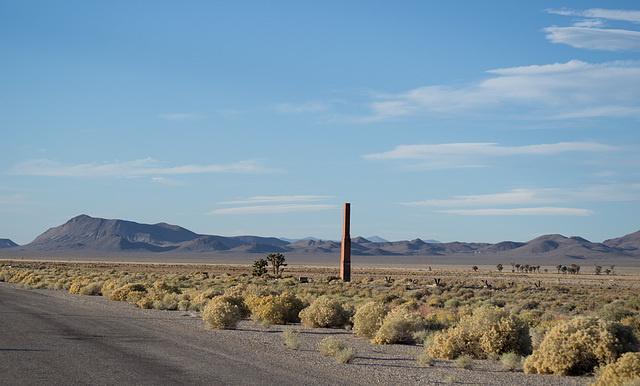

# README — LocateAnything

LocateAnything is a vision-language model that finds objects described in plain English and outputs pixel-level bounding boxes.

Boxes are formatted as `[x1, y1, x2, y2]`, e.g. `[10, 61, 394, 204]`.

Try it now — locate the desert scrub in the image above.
[282, 328, 301, 350]
[429, 306, 530, 359]
[372, 307, 425, 345]
[202, 301, 241, 329]
[299, 297, 349, 328]
[454, 354, 473, 369]
[250, 292, 305, 325]
[208, 294, 250, 318]
[524, 316, 640, 376]
[353, 302, 390, 339]
[417, 350, 435, 367]
[500, 352, 523, 371]
[318, 336, 356, 364]
[592, 352, 640, 386]
[109, 283, 147, 301]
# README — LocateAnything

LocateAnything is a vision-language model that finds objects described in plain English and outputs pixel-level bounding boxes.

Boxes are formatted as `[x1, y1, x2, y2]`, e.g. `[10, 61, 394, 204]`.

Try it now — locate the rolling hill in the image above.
[2, 215, 639, 263]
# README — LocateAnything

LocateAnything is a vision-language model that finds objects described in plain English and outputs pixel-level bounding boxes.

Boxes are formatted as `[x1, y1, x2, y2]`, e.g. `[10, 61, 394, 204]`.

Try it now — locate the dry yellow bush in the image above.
[524, 317, 640, 376]
[109, 283, 147, 301]
[202, 301, 241, 329]
[592, 352, 640, 386]
[429, 306, 530, 359]
[299, 297, 349, 328]
[208, 294, 250, 318]
[250, 292, 304, 325]
[352, 302, 390, 339]
[372, 307, 425, 345]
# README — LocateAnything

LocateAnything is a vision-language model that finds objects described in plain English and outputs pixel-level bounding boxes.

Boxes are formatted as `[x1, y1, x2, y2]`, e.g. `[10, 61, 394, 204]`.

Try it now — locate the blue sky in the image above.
[2, 1, 640, 245]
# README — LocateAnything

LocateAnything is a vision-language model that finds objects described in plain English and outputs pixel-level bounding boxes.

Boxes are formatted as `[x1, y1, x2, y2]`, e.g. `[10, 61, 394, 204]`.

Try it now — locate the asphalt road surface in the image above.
[0, 283, 354, 385]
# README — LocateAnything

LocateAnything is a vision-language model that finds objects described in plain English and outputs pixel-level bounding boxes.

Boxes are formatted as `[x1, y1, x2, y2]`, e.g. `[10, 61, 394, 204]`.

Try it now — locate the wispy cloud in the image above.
[0, 194, 25, 205]
[208, 195, 337, 215]
[159, 113, 202, 121]
[401, 184, 640, 207]
[274, 102, 327, 114]
[545, 8, 640, 51]
[438, 207, 594, 216]
[362, 60, 640, 121]
[220, 195, 334, 205]
[208, 203, 338, 215]
[10, 158, 280, 177]
[363, 141, 615, 170]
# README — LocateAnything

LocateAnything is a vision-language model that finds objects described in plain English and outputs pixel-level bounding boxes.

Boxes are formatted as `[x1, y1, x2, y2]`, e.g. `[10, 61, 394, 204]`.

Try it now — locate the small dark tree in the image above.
[266, 253, 287, 277]
[570, 264, 580, 275]
[496, 263, 503, 272]
[472, 265, 478, 272]
[594, 265, 602, 275]
[556, 264, 562, 274]
[252, 258, 268, 277]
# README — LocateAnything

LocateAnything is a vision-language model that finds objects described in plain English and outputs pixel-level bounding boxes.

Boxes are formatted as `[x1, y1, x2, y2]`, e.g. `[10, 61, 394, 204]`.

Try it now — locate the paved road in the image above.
[0, 283, 349, 385]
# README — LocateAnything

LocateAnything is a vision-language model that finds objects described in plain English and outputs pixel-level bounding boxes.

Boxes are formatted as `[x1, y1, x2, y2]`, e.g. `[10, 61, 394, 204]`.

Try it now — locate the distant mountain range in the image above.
[0, 239, 18, 249]
[1, 215, 639, 262]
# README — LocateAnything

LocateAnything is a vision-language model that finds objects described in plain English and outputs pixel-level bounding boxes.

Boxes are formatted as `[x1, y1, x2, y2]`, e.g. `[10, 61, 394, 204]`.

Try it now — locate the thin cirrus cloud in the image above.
[400, 184, 640, 207]
[545, 8, 640, 51]
[158, 113, 202, 121]
[363, 141, 616, 170]
[208, 195, 338, 215]
[363, 60, 640, 121]
[438, 207, 594, 216]
[207, 203, 338, 215]
[10, 158, 280, 178]
[219, 195, 334, 205]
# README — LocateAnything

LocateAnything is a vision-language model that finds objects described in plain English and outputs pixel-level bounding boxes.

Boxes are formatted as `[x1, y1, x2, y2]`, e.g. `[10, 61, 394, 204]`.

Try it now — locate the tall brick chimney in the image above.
[340, 203, 351, 282]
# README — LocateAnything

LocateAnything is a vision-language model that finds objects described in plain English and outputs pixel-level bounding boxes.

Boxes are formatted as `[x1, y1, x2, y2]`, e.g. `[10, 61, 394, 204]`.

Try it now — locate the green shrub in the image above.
[334, 346, 357, 364]
[454, 354, 472, 369]
[524, 317, 640, 376]
[352, 302, 390, 338]
[318, 336, 355, 363]
[202, 301, 241, 329]
[417, 350, 435, 367]
[299, 297, 349, 328]
[593, 352, 640, 386]
[598, 301, 634, 322]
[250, 292, 304, 325]
[429, 306, 530, 359]
[500, 352, 523, 371]
[372, 307, 425, 345]
[319, 336, 348, 356]
[282, 328, 301, 350]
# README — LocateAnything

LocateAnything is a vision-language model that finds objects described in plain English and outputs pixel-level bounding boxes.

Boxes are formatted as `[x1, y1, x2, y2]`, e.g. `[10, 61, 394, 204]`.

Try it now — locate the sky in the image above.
[2, 1, 640, 245]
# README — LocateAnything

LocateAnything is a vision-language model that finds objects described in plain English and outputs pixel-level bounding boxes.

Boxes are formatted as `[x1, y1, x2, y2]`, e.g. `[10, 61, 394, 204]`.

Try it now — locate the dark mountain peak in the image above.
[29, 215, 200, 249]
[569, 236, 591, 243]
[0, 239, 19, 248]
[409, 238, 425, 245]
[353, 236, 371, 243]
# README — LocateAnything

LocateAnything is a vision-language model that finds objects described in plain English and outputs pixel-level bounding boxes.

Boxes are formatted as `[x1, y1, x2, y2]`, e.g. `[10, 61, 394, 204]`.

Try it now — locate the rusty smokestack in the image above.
[340, 203, 351, 282]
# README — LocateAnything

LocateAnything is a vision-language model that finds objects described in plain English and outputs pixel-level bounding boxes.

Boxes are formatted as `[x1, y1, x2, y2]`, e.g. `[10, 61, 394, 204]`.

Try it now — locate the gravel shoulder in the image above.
[0, 282, 594, 385]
